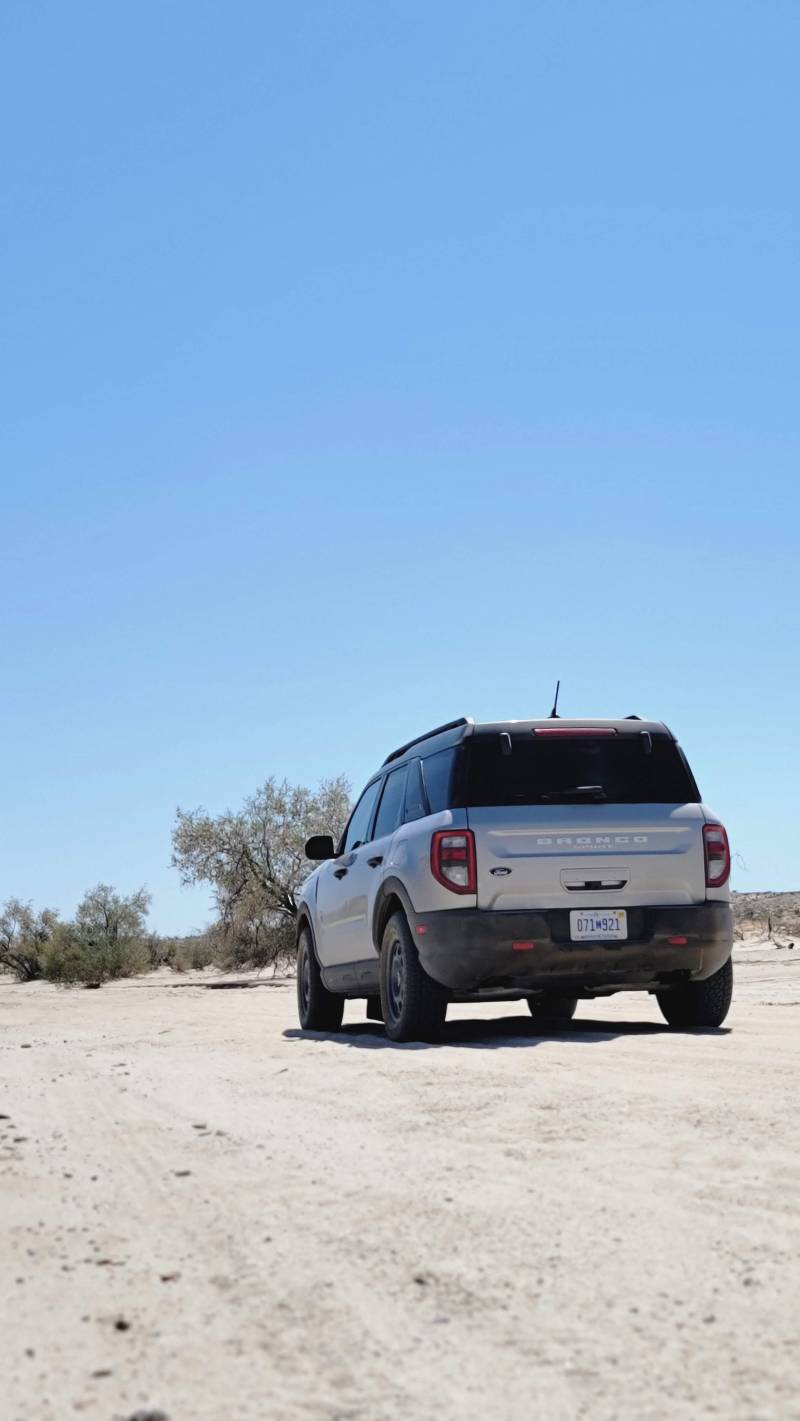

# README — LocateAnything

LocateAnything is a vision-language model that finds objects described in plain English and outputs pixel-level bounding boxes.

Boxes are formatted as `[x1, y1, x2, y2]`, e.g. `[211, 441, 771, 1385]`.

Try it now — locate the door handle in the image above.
[367, 855, 383, 868]
[333, 867, 348, 879]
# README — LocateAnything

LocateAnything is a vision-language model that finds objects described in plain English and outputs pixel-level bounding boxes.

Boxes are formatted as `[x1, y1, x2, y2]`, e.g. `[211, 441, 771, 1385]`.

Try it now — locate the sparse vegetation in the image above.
[732, 891, 800, 943]
[0, 775, 352, 986]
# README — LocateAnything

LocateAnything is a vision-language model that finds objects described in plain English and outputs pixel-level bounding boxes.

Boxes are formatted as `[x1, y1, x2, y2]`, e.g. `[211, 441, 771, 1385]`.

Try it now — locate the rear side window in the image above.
[373, 765, 408, 840]
[463, 733, 699, 806]
[403, 759, 427, 823]
[422, 748, 457, 813]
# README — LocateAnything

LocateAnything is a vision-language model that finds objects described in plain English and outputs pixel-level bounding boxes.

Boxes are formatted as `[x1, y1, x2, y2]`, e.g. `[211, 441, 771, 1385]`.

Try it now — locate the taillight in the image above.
[431, 830, 476, 895]
[703, 823, 730, 888]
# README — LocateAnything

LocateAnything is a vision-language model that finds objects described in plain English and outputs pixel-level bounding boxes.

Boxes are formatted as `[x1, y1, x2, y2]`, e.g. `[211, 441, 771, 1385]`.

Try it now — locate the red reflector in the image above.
[667, 935, 688, 946]
[415, 925, 427, 935]
[512, 940, 536, 951]
[534, 727, 616, 738]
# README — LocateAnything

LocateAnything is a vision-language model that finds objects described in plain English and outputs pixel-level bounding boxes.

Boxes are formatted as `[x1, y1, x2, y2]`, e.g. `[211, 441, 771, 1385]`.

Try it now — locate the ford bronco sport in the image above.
[297, 717, 733, 1041]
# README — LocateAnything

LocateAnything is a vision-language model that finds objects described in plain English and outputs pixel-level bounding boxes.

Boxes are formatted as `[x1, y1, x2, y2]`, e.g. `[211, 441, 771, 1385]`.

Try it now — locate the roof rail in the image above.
[382, 717, 473, 766]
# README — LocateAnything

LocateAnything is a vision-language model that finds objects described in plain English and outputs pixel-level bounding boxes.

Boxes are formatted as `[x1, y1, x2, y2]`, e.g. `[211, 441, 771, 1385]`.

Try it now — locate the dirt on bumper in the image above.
[411, 902, 733, 995]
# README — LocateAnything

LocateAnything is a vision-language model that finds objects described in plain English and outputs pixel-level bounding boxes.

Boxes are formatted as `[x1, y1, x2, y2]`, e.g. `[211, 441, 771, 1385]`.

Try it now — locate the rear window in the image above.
[463, 733, 699, 806]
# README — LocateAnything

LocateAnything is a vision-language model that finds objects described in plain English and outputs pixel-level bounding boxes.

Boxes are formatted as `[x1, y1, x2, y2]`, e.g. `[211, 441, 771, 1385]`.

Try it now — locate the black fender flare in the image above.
[371, 876, 417, 951]
[295, 905, 320, 964]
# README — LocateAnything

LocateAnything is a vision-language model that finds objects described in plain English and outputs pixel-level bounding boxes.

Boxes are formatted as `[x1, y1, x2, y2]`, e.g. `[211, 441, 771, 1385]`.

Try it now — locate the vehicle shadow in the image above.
[284, 1016, 732, 1051]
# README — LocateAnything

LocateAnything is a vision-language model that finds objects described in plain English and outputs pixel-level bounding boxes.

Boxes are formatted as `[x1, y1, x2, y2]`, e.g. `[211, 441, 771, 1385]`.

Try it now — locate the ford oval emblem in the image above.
[490, 866, 512, 876]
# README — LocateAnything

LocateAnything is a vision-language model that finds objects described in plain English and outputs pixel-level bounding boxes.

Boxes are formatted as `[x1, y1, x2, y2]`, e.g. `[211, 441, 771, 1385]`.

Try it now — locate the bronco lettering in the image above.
[533, 834, 651, 847]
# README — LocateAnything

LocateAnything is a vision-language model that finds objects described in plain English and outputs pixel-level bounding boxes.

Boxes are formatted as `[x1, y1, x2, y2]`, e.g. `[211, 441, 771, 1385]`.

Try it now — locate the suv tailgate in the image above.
[468, 802, 707, 909]
[462, 727, 707, 910]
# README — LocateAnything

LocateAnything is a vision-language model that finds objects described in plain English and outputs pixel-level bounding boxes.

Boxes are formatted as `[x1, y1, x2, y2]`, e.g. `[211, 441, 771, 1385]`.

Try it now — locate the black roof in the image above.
[472, 717, 668, 736]
[380, 715, 670, 770]
[382, 717, 473, 765]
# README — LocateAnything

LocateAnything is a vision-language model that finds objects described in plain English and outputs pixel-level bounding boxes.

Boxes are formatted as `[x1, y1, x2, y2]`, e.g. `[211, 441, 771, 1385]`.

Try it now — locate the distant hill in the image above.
[732, 891, 800, 941]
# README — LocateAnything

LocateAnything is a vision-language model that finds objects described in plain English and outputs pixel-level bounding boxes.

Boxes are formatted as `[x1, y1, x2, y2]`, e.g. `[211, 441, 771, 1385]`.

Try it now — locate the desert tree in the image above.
[0, 899, 60, 981]
[171, 775, 350, 966]
[74, 883, 151, 944]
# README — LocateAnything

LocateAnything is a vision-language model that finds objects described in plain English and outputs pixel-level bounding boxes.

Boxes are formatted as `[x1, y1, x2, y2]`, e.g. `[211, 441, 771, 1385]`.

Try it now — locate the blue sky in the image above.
[1, 1, 798, 932]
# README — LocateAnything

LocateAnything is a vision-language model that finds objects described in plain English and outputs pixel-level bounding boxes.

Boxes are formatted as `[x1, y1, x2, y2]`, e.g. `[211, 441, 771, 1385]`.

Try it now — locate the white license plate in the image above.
[570, 909, 628, 941]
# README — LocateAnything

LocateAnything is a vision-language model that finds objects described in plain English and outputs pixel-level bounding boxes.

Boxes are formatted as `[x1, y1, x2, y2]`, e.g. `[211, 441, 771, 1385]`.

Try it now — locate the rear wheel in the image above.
[379, 912, 447, 1043]
[656, 956, 733, 1029]
[527, 994, 578, 1022]
[296, 928, 344, 1032]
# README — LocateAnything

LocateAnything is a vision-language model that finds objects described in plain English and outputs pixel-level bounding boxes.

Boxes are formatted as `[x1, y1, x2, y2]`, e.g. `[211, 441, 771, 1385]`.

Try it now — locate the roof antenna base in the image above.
[549, 680, 561, 719]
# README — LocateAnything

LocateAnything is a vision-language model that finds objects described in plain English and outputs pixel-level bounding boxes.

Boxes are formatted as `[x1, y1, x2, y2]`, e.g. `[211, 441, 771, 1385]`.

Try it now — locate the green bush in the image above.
[40, 884, 151, 987]
[44, 925, 148, 987]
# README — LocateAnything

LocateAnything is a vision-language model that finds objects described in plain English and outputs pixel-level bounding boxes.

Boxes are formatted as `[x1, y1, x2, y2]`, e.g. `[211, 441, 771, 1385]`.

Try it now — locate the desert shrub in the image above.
[44, 924, 149, 987]
[42, 885, 151, 987]
[0, 900, 59, 981]
[146, 934, 176, 969]
[214, 913, 296, 973]
[149, 932, 218, 973]
[188, 936, 215, 969]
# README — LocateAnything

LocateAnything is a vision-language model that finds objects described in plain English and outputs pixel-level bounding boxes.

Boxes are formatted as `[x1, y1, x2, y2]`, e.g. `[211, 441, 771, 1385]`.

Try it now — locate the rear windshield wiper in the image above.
[540, 785, 607, 802]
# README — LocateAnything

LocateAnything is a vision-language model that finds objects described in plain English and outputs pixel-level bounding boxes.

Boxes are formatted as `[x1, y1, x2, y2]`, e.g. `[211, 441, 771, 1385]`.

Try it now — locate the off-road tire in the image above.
[656, 956, 733, 1029]
[527, 994, 578, 1021]
[379, 912, 447, 1043]
[296, 927, 344, 1032]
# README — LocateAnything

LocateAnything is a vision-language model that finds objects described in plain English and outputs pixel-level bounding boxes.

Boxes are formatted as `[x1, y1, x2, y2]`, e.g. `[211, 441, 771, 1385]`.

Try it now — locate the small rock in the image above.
[128, 1411, 169, 1421]
[160, 1271, 180, 1283]
[114, 1317, 131, 1332]
[174, 1169, 191, 1178]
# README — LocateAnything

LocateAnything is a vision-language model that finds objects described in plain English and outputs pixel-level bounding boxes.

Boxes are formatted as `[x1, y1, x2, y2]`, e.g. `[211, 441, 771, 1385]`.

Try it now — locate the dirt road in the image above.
[1, 941, 798, 1421]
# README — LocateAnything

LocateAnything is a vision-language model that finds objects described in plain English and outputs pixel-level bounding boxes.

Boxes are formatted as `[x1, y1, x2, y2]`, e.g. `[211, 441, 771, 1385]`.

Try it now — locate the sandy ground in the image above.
[1, 942, 798, 1421]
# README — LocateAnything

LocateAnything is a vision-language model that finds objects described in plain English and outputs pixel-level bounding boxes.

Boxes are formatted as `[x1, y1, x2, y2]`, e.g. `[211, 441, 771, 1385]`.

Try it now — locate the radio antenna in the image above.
[549, 679, 561, 719]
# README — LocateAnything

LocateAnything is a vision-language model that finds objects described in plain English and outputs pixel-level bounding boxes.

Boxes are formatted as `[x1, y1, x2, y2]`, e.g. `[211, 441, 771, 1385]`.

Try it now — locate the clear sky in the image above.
[1, 1, 798, 933]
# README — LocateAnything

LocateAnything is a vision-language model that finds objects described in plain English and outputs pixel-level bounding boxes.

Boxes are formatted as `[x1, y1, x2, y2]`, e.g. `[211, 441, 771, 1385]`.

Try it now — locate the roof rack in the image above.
[382, 717, 473, 766]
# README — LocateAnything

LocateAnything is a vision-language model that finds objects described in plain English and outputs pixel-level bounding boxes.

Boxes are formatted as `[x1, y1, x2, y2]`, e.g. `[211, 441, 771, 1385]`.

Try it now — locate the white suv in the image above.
[296, 717, 733, 1042]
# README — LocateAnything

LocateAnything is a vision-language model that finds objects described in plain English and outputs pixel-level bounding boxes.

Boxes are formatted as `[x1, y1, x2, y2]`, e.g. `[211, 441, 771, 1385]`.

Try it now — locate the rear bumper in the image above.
[410, 902, 733, 995]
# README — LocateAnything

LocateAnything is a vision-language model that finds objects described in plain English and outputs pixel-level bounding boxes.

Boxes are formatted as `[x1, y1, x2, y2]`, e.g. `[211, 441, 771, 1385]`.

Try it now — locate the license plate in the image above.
[570, 909, 627, 941]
